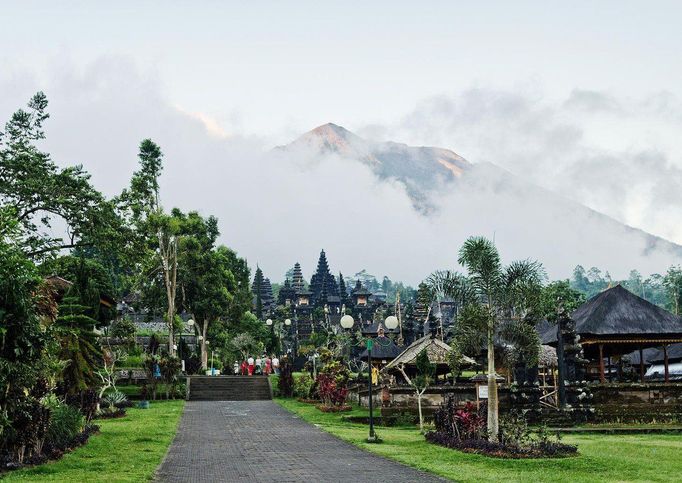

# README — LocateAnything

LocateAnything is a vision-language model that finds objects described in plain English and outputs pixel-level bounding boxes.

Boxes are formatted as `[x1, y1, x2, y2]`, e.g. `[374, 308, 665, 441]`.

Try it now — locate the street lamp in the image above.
[384, 315, 399, 331]
[265, 318, 273, 326]
[284, 318, 291, 326]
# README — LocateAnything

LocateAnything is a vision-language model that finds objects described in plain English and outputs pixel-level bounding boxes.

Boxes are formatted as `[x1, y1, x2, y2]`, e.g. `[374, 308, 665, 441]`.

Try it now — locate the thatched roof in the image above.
[384, 335, 475, 371]
[539, 345, 558, 367]
[543, 285, 682, 342]
[359, 336, 403, 360]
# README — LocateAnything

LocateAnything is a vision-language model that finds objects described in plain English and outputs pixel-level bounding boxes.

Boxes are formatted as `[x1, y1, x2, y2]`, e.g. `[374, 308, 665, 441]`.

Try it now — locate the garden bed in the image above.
[316, 404, 352, 413]
[1, 424, 100, 473]
[425, 431, 578, 459]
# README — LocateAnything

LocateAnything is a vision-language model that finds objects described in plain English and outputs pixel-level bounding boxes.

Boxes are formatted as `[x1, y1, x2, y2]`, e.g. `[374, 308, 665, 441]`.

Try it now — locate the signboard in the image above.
[477, 384, 489, 399]
[366, 339, 373, 350]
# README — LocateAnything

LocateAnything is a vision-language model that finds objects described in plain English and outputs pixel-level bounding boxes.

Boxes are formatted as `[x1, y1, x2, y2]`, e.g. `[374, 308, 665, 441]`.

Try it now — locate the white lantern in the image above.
[340, 314, 355, 329]
[187, 319, 195, 327]
[266, 318, 273, 326]
[384, 315, 399, 330]
[284, 318, 292, 326]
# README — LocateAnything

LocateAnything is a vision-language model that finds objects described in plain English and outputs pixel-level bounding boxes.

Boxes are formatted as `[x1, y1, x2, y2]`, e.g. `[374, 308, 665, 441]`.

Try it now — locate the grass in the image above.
[4, 400, 184, 482]
[276, 398, 682, 482]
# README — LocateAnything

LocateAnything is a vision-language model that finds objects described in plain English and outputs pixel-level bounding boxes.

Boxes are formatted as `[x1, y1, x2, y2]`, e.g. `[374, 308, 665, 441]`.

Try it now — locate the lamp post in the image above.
[266, 318, 274, 353]
[284, 318, 291, 355]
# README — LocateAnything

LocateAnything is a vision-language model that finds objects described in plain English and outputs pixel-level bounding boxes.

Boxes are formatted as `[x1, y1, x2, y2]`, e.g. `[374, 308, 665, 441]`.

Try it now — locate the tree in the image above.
[451, 237, 544, 441]
[0, 93, 121, 260]
[54, 295, 102, 394]
[38, 254, 117, 326]
[541, 280, 586, 323]
[184, 243, 236, 370]
[397, 348, 435, 433]
[0, 218, 58, 459]
[664, 266, 682, 316]
[118, 141, 187, 356]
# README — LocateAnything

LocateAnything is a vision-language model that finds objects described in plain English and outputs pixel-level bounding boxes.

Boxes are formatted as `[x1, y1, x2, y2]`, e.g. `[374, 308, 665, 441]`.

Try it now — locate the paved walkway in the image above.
[155, 401, 446, 482]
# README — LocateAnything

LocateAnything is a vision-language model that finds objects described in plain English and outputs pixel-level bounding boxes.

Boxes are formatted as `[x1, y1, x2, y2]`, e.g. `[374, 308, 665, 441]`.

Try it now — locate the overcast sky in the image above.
[2, 1, 682, 283]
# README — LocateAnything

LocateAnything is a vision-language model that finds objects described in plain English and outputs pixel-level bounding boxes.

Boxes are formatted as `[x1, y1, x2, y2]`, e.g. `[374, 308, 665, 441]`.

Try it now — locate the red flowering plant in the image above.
[315, 360, 350, 409]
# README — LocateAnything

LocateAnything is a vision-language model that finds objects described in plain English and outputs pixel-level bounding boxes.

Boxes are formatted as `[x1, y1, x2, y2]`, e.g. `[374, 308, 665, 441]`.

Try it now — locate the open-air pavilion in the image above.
[542, 285, 682, 383]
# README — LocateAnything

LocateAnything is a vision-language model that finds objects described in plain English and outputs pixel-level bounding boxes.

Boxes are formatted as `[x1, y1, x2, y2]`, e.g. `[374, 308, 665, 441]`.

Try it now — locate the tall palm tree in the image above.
[433, 237, 545, 441]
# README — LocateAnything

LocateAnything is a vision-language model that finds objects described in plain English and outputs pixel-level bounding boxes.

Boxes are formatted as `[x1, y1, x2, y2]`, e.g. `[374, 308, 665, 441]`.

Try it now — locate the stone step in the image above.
[186, 376, 272, 401]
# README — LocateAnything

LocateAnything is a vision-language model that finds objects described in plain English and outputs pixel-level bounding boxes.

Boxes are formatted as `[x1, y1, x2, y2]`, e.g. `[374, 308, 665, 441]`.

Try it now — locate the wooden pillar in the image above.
[599, 344, 605, 383]
[639, 346, 645, 383]
[664, 344, 669, 383]
[607, 355, 612, 382]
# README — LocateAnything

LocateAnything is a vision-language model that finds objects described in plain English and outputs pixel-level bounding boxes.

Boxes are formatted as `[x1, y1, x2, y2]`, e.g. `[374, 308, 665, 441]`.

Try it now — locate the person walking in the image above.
[255, 355, 262, 375]
[247, 356, 255, 376]
[265, 356, 272, 376]
[233, 361, 239, 375]
[240, 359, 248, 375]
[272, 355, 280, 375]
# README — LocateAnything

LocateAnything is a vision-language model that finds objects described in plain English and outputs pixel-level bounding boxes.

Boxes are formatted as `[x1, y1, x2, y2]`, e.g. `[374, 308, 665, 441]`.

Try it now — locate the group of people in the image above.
[234, 354, 280, 376]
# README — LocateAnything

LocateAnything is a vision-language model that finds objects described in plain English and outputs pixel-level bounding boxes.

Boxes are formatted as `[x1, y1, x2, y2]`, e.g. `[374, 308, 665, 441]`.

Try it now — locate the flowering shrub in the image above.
[316, 373, 348, 407]
[315, 360, 350, 407]
[428, 397, 577, 458]
[433, 399, 486, 440]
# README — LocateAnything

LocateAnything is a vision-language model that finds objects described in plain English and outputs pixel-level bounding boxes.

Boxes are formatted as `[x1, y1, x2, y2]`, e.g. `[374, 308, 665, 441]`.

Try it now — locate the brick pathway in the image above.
[155, 401, 446, 482]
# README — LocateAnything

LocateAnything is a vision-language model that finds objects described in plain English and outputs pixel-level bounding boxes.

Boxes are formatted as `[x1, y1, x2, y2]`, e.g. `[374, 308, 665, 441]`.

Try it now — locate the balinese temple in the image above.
[277, 278, 296, 306]
[309, 250, 340, 309]
[251, 266, 276, 316]
[291, 262, 306, 293]
[542, 284, 682, 383]
[350, 280, 374, 323]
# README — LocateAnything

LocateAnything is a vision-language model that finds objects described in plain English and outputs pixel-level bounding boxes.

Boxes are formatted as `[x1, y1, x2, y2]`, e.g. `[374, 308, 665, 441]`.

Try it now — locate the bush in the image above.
[102, 391, 127, 410]
[45, 402, 85, 450]
[433, 398, 486, 441]
[293, 373, 314, 399]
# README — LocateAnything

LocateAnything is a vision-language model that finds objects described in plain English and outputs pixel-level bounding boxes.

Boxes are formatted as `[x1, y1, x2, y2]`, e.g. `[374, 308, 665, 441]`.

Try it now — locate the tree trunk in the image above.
[201, 320, 208, 370]
[417, 388, 426, 433]
[487, 320, 499, 442]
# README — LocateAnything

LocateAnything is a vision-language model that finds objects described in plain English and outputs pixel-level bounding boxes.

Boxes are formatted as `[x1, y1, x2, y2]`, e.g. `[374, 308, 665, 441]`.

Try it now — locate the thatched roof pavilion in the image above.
[542, 285, 682, 382]
[383, 334, 475, 379]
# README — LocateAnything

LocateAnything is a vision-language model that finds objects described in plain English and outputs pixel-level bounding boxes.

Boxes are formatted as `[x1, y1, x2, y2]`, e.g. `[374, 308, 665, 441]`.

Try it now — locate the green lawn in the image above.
[4, 400, 184, 482]
[276, 398, 682, 482]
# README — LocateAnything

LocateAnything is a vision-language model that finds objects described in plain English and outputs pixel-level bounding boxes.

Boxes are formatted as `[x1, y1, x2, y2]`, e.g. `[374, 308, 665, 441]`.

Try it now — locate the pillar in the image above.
[639, 346, 645, 383]
[599, 344, 605, 383]
[664, 344, 669, 383]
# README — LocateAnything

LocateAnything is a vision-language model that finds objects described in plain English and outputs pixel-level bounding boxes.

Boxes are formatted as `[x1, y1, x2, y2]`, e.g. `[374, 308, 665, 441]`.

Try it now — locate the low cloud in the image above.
[2, 59, 680, 285]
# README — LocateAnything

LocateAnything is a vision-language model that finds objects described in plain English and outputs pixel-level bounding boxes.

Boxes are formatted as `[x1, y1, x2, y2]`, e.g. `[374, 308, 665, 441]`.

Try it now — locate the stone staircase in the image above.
[186, 376, 272, 401]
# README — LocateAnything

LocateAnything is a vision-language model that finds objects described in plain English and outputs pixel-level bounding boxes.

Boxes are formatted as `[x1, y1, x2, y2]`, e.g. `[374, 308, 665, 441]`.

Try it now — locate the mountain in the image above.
[280, 123, 682, 271]
[281, 123, 470, 211]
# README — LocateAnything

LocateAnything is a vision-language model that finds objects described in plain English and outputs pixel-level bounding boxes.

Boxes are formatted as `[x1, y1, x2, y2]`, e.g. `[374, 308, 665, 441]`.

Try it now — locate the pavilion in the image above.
[542, 285, 682, 383]
[383, 334, 475, 381]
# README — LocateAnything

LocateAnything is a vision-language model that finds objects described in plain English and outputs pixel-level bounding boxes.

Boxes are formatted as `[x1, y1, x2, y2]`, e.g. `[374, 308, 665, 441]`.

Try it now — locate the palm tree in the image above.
[432, 237, 545, 441]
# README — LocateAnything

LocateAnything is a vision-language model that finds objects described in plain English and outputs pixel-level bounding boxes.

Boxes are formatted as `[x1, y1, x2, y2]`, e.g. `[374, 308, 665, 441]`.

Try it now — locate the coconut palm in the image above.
[431, 236, 545, 441]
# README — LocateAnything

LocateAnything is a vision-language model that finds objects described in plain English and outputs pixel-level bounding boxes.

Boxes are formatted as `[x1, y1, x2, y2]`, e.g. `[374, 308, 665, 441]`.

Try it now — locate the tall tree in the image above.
[664, 266, 682, 316]
[449, 237, 544, 441]
[119, 140, 184, 355]
[0, 92, 120, 260]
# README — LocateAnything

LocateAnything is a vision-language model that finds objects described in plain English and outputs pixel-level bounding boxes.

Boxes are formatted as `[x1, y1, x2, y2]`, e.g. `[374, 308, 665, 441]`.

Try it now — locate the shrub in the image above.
[293, 373, 314, 399]
[102, 391, 127, 410]
[45, 402, 85, 450]
[433, 398, 486, 441]
[316, 373, 348, 407]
